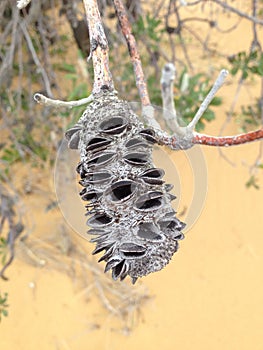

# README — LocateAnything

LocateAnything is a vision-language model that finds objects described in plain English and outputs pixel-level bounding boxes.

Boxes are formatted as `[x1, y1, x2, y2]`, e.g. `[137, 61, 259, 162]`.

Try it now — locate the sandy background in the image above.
[1, 3, 263, 350]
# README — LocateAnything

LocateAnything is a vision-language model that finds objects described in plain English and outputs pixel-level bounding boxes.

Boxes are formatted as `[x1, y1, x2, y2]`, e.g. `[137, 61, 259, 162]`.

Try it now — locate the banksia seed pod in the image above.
[65, 93, 185, 283]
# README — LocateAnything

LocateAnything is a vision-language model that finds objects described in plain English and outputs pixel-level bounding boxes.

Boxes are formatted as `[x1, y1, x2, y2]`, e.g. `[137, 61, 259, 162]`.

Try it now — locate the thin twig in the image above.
[112, 0, 162, 129]
[20, 21, 53, 97]
[188, 69, 229, 130]
[34, 93, 94, 108]
[212, 0, 263, 25]
[112, 0, 150, 107]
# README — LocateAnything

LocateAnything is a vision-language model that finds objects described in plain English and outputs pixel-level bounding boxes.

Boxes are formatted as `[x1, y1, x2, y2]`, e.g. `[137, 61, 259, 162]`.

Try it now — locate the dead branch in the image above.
[192, 129, 263, 147]
[212, 0, 263, 25]
[112, 0, 150, 106]
[83, 0, 114, 94]
[34, 93, 94, 108]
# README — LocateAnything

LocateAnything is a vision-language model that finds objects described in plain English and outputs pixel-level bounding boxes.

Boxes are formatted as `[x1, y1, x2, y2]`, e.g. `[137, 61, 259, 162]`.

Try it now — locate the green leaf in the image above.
[203, 109, 215, 121]
[230, 66, 239, 76]
[210, 96, 222, 106]
[245, 175, 260, 190]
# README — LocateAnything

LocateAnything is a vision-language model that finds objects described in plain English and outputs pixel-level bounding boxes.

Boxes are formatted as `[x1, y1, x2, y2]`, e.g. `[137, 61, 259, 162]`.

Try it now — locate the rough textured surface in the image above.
[65, 92, 185, 283]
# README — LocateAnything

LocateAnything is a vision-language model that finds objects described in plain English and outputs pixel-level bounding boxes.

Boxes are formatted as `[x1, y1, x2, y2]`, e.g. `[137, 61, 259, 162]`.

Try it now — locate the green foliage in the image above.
[1, 145, 22, 166]
[133, 13, 163, 50]
[0, 237, 8, 266]
[0, 292, 9, 322]
[173, 69, 222, 131]
[245, 175, 260, 190]
[237, 99, 262, 132]
[229, 49, 263, 80]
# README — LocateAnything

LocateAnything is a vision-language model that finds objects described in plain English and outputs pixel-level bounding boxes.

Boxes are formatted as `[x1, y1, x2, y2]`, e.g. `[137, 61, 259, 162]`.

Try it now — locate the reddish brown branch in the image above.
[112, 0, 151, 106]
[192, 129, 263, 147]
[83, 0, 114, 94]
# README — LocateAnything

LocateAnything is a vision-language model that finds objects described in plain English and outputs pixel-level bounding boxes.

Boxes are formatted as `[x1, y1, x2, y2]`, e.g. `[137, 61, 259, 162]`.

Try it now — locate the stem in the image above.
[193, 129, 263, 146]
[112, 0, 150, 107]
[161, 63, 184, 135]
[83, 0, 114, 94]
[34, 93, 94, 108]
[188, 69, 229, 130]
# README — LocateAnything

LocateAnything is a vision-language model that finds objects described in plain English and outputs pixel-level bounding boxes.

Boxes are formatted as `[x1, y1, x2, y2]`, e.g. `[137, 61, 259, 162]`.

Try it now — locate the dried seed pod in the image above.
[66, 96, 185, 283]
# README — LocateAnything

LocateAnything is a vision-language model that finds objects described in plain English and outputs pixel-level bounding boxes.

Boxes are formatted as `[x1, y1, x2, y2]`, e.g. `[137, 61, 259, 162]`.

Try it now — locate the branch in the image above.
[83, 0, 114, 94]
[20, 21, 53, 97]
[34, 93, 94, 108]
[188, 69, 228, 130]
[112, 0, 163, 129]
[212, 0, 263, 25]
[112, 0, 150, 107]
[159, 63, 263, 149]
[161, 63, 184, 135]
[192, 130, 263, 147]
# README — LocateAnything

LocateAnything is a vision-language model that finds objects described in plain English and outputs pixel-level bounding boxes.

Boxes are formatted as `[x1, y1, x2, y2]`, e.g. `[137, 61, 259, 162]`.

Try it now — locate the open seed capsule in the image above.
[119, 242, 146, 258]
[87, 213, 113, 228]
[158, 217, 186, 232]
[85, 171, 112, 184]
[86, 152, 116, 168]
[137, 222, 164, 241]
[139, 128, 158, 143]
[99, 116, 128, 135]
[135, 191, 164, 211]
[68, 130, 80, 149]
[105, 180, 137, 202]
[125, 138, 149, 149]
[139, 168, 165, 185]
[123, 152, 149, 166]
[65, 126, 81, 140]
[86, 137, 112, 152]
[81, 190, 102, 201]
